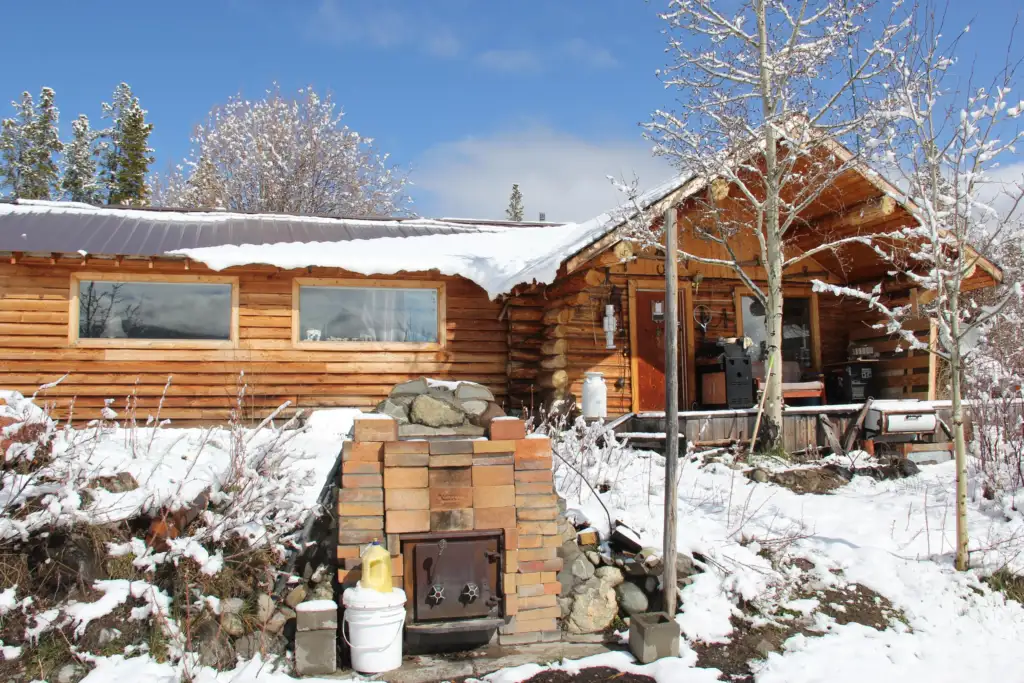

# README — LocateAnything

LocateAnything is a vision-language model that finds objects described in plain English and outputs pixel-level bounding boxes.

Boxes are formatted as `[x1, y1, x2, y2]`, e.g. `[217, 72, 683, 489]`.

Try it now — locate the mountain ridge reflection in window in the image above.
[299, 285, 439, 344]
[78, 280, 232, 340]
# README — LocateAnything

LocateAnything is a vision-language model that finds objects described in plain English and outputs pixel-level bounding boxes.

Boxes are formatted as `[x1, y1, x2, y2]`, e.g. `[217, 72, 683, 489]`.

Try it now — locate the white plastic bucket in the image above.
[342, 587, 406, 673]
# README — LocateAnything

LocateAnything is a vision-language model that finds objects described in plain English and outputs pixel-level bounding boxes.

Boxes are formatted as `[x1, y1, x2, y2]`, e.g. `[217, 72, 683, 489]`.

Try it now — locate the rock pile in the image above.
[374, 377, 506, 438]
[552, 503, 701, 638]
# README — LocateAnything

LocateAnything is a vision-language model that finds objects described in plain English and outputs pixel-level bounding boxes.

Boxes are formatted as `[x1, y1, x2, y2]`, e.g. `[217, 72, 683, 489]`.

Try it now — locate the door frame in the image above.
[628, 278, 692, 413]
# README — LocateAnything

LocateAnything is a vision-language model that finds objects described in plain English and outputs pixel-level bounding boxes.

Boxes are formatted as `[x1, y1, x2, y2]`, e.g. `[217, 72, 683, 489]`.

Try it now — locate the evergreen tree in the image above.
[100, 83, 154, 205]
[21, 87, 62, 199]
[506, 183, 524, 221]
[0, 92, 37, 198]
[61, 114, 99, 203]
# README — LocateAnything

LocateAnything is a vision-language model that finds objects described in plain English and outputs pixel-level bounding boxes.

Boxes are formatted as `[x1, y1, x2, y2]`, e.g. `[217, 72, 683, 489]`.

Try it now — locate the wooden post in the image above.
[663, 206, 680, 615]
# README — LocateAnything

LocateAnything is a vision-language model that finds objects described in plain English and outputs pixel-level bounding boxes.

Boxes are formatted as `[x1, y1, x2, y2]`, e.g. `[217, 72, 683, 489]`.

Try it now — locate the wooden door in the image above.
[634, 289, 684, 412]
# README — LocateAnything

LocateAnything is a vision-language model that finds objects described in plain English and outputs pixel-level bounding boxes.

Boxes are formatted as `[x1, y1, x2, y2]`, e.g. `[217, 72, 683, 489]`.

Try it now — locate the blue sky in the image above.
[1, 1, 1021, 221]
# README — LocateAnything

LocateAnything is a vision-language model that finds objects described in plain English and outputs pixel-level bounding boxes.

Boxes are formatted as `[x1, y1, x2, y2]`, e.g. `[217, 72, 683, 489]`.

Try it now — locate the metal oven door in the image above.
[408, 534, 501, 622]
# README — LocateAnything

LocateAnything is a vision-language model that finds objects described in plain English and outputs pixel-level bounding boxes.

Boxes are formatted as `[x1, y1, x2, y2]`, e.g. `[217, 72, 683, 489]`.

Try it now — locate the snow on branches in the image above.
[155, 84, 411, 217]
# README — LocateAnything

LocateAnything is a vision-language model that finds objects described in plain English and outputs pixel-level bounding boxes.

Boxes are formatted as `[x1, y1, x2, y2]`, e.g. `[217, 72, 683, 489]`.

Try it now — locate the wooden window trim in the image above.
[291, 277, 447, 351]
[68, 272, 239, 349]
[733, 286, 820, 372]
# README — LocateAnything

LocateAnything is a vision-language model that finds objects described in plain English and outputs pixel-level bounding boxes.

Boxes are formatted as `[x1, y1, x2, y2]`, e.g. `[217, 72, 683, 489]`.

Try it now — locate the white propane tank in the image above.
[582, 372, 608, 419]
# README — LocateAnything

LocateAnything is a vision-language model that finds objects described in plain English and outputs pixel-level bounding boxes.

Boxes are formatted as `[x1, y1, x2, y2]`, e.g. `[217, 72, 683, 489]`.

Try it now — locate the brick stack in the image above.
[336, 414, 564, 646]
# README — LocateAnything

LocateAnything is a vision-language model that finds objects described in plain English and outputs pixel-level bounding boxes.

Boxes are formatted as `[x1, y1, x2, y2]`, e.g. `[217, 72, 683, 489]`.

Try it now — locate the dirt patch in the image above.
[692, 618, 789, 682]
[767, 467, 849, 495]
[691, 562, 907, 681]
[520, 666, 657, 683]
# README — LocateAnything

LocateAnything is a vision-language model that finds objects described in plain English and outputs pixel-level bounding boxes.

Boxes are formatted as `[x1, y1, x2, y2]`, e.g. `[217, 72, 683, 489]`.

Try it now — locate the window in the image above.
[740, 295, 813, 368]
[295, 279, 444, 348]
[70, 274, 237, 346]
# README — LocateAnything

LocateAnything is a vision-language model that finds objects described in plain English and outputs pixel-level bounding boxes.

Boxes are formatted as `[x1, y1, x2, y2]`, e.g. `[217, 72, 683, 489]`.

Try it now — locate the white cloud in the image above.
[477, 49, 543, 74]
[562, 38, 619, 69]
[414, 127, 675, 222]
[307, 1, 461, 58]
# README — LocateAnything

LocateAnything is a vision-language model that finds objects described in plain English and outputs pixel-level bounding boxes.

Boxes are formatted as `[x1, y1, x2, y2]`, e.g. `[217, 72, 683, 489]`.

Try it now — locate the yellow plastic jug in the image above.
[359, 541, 393, 593]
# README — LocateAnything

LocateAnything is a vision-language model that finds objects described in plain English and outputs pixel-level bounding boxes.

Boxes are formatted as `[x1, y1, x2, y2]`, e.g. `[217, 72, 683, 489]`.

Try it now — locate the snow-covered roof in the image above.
[0, 173, 689, 300]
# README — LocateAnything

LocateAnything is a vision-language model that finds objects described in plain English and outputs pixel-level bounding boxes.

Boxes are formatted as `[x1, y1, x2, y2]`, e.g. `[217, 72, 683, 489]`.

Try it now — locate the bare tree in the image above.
[155, 85, 411, 217]
[627, 0, 907, 446]
[813, 9, 1024, 570]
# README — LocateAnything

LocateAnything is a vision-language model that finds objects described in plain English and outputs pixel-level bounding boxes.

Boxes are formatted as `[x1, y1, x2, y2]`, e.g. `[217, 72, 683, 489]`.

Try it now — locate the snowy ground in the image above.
[6, 395, 1024, 682]
[541, 447, 1024, 682]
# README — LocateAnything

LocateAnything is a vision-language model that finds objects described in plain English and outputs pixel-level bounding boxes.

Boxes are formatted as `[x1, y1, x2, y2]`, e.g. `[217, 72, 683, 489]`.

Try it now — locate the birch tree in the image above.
[628, 0, 907, 446]
[156, 85, 410, 216]
[813, 11, 1024, 570]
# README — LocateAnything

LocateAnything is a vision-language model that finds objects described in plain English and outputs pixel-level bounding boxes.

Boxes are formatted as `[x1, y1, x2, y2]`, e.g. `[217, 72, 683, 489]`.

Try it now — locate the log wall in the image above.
[0, 258, 507, 423]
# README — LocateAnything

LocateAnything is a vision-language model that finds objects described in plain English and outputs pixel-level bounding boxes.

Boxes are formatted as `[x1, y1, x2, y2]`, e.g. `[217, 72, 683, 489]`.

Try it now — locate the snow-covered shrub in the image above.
[969, 389, 1024, 497]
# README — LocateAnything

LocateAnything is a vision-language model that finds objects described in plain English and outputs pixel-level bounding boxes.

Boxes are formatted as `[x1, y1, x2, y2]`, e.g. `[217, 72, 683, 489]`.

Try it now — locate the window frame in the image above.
[733, 285, 821, 372]
[291, 277, 447, 351]
[68, 272, 239, 349]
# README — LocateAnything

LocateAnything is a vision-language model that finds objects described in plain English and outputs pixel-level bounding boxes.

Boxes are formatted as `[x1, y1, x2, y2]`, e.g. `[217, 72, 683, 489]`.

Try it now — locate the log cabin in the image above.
[0, 150, 1001, 427]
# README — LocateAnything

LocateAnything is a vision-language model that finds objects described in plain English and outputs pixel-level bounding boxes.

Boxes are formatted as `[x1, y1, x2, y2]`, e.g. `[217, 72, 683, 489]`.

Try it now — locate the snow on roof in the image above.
[0, 172, 688, 299]
[171, 172, 691, 299]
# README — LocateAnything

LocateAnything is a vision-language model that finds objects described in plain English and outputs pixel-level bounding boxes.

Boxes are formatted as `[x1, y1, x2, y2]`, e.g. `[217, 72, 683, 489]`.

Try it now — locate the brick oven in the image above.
[336, 415, 563, 646]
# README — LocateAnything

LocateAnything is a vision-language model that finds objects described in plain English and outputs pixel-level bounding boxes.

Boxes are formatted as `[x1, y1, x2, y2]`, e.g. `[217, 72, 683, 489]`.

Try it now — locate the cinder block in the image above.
[517, 583, 544, 598]
[385, 509, 430, 533]
[512, 617, 558, 634]
[515, 437, 551, 458]
[499, 631, 541, 645]
[385, 488, 430, 511]
[342, 441, 384, 462]
[629, 611, 681, 664]
[338, 501, 384, 517]
[429, 467, 472, 487]
[474, 506, 516, 529]
[517, 521, 558, 536]
[517, 534, 543, 548]
[514, 469, 553, 483]
[520, 581, 544, 598]
[295, 629, 337, 676]
[384, 452, 429, 467]
[516, 494, 557, 508]
[385, 440, 430, 455]
[430, 487, 474, 510]
[430, 508, 475, 531]
[520, 593, 558, 610]
[336, 545, 360, 561]
[472, 454, 515, 466]
[505, 594, 519, 615]
[341, 474, 384, 489]
[473, 439, 517, 454]
[517, 606, 560, 621]
[514, 455, 553, 471]
[515, 482, 555, 495]
[472, 465, 514, 486]
[339, 488, 383, 502]
[489, 418, 526, 441]
[429, 454, 474, 468]
[517, 507, 558, 521]
[297, 603, 338, 632]
[342, 461, 383, 475]
[354, 417, 398, 442]
[339, 530, 380, 545]
[428, 440, 474, 455]
[339, 516, 384, 531]
[384, 467, 428, 489]
[518, 558, 563, 573]
[337, 568, 361, 587]
[473, 485, 515, 508]
[517, 572, 542, 586]
[518, 546, 557, 562]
